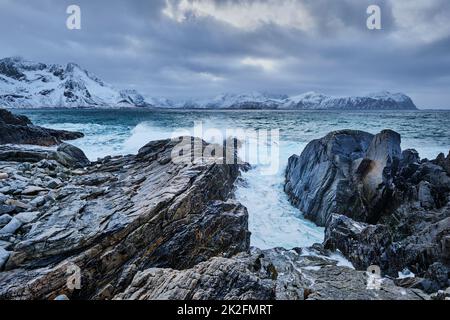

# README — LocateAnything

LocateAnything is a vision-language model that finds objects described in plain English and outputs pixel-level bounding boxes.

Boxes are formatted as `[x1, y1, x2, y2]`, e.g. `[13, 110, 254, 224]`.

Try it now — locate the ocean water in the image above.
[13, 109, 450, 249]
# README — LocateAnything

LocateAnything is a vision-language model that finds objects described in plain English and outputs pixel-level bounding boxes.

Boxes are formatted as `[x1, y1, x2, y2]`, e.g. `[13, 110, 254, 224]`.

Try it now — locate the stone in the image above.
[0, 108, 84, 146]
[0, 205, 15, 215]
[0, 172, 8, 180]
[0, 247, 10, 270]
[287, 129, 450, 291]
[29, 196, 46, 208]
[56, 143, 90, 169]
[15, 211, 39, 224]
[285, 129, 374, 226]
[0, 217, 22, 235]
[0, 193, 7, 204]
[0, 137, 248, 299]
[46, 179, 62, 189]
[4, 199, 30, 210]
[115, 247, 426, 301]
[0, 214, 12, 227]
[21, 186, 47, 196]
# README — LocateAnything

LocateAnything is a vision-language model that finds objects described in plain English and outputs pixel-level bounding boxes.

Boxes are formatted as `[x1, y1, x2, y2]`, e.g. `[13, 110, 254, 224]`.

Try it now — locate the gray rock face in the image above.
[0, 137, 249, 299]
[0, 108, 83, 146]
[286, 129, 450, 292]
[55, 144, 90, 168]
[0, 134, 431, 300]
[285, 130, 374, 226]
[0, 144, 89, 169]
[115, 246, 426, 300]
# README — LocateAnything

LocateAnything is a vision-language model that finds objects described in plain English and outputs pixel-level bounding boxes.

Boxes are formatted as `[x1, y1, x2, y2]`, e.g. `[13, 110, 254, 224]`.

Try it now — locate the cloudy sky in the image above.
[0, 0, 449, 108]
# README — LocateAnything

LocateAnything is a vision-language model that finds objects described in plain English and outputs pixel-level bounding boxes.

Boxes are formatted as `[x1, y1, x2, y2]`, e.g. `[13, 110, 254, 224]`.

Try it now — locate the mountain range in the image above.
[0, 57, 418, 110]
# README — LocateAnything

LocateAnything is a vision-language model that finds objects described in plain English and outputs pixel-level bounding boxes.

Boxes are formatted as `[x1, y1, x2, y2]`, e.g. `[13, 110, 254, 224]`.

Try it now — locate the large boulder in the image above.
[56, 143, 90, 168]
[284, 129, 374, 226]
[286, 129, 450, 291]
[0, 108, 83, 146]
[0, 144, 90, 169]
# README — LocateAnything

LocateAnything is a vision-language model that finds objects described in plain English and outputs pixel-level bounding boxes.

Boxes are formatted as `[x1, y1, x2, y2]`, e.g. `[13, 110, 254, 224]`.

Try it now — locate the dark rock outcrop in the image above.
[0, 135, 426, 300]
[0, 108, 83, 146]
[115, 246, 426, 300]
[0, 137, 249, 299]
[0, 144, 90, 169]
[285, 129, 450, 292]
[284, 129, 374, 226]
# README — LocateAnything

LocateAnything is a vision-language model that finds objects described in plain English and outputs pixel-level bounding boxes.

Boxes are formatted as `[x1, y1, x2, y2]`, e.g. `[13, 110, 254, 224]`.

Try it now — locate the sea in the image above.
[13, 108, 450, 250]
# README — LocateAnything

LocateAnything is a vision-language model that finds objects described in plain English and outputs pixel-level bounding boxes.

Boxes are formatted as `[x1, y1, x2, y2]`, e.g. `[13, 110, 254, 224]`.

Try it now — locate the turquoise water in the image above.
[13, 109, 450, 249]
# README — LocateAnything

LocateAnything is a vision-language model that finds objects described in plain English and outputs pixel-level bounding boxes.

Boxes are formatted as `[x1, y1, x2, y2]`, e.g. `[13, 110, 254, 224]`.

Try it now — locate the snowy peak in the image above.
[280, 91, 417, 110]
[178, 91, 417, 110]
[184, 92, 288, 109]
[0, 57, 152, 109]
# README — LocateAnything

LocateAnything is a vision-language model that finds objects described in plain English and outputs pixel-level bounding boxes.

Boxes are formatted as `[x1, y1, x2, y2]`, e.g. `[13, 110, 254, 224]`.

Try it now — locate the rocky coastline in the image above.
[0, 109, 448, 300]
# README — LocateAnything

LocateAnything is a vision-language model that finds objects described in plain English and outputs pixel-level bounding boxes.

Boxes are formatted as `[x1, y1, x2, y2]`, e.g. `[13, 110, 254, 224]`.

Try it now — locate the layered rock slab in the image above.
[0, 137, 249, 299]
[285, 129, 450, 292]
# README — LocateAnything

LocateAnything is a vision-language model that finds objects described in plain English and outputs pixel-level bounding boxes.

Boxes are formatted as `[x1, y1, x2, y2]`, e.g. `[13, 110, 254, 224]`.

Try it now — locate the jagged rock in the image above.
[0, 108, 84, 146]
[0, 247, 10, 270]
[115, 247, 426, 300]
[285, 129, 374, 226]
[0, 217, 22, 236]
[55, 144, 90, 168]
[434, 151, 450, 175]
[0, 144, 90, 169]
[286, 129, 450, 292]
[0, 214, 12, 227]
[0, 137, 248, 299]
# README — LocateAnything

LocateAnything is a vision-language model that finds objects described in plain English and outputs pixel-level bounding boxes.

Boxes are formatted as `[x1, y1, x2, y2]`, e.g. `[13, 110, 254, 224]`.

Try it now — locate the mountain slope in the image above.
[179, 91, 418, 110]
[280, 91, 418, 110]
[0, 57, 152, 108]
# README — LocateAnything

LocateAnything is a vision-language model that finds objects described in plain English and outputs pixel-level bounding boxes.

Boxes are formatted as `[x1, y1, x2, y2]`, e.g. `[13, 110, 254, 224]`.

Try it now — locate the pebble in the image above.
[47, 178, 62, 189]
[22, 186, 47, 196]
[15, 211, 39, 224]
[5, 199, 30, 210]
[0, 214, 12, 227]
[30, 196, 46, 208]
[0, 217, 23, 235]
[0, 205, 15, 215]
[0, 172, 8, 180]
[0, 193, 7, 204]
[0, 247, 11, 269]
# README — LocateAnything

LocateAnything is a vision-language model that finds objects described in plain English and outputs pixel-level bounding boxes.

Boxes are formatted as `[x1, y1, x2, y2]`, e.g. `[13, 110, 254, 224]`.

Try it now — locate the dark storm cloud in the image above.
[0, 0, 449, 108]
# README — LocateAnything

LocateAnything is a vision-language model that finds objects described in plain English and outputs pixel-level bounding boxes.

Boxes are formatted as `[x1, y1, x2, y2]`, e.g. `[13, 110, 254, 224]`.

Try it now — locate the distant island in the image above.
[0, 57, 417, 110]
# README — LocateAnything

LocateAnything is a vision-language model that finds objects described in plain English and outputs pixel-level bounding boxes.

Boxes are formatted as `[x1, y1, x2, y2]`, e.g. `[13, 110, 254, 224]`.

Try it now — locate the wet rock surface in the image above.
[115, 246, 426, 300]
[0, 108, 83, 146]
[0, 129, 433, 300]
[0, 137, 249, 299]
[286, 129, 450, 292]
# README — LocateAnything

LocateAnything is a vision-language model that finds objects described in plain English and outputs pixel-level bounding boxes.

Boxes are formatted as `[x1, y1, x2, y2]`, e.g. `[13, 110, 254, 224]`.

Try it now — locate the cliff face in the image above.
[285, 129, 450, 293]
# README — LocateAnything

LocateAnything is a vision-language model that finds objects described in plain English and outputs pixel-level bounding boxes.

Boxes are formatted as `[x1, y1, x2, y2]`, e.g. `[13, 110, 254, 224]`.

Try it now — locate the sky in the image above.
[0, 0, 449, 108]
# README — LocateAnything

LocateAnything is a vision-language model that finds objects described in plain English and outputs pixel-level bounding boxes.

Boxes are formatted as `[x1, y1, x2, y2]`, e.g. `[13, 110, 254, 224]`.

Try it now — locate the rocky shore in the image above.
[285, 129, 450, 294]
[0, 109, 447, 300]
[0, 108, 83, 146]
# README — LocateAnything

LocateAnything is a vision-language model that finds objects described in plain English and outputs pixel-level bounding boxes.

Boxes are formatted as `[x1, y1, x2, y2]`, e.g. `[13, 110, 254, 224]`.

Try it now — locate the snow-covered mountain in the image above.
[0, 57, 152, 108]
[0, 57, 418, 110]
[180, 92, 289, 109]
[177, 91, 417, 110]
[279, 91, 418, 110]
